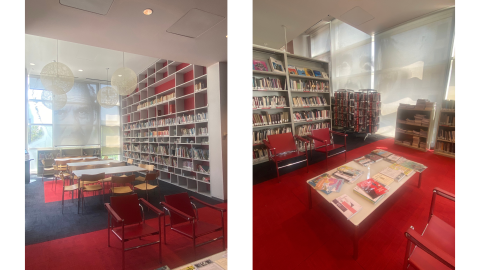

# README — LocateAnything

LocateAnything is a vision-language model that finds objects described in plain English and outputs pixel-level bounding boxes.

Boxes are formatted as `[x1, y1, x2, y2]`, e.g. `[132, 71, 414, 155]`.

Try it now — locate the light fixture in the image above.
[143, 9, 153, 15]
[78, 69, 83, 72]
[98, 68, 119, 108]
[226, 35, 228, 38]
[40, 40, 74, 95]
[30, 63, 35, 66]
[111, 52, 137, 96]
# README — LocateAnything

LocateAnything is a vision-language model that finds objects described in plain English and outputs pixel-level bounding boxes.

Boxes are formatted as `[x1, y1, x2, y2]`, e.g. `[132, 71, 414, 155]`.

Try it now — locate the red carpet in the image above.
[253, 138, 455, 270]
[43, 180, 125, 203]
[25, 203, 227, 270]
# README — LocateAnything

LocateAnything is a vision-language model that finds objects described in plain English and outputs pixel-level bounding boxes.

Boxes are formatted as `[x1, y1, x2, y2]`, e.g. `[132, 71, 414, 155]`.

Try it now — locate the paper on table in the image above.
[194, 259, 224, 270]
[214, 258, 228, 269]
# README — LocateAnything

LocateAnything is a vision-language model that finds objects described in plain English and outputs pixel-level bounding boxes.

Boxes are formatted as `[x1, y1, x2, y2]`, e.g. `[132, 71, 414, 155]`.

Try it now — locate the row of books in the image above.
[439, 114, 455, 126]
[194, 81, 206, 91]
[289, 79, 329, 91]
[292, 96, 328, 107]
[437, 129, 455, 142]
[295, 122, 331, 136]
[253, 147, 269, 160]
[137, 93, 176, 110]
[396, 127, 428, 137]
[253, 77, 284, 90]
[252, 96, 287, 108]
[198, 127, 208, 136]
[395, 138, 426, 149]
[182, 161, 193, 170]
[435, 141, 455, 154]
[252, 58, 285, 73]
[253, 128, 292, 145]
[158, 118, 176, 126]
[399, 99, 435, 110]
[253, 112, 290, 126]
[441, 100, 455, 110]
[180, 128, 195, 136]
[288, 65, 328, 78]
[293, 110, 330, 122]
[198, 165, 210, 174]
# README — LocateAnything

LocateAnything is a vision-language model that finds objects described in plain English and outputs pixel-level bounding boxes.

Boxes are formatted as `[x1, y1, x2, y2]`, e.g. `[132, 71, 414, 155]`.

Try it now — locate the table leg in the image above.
[418, 172, 422, 188]
[77, 188, 81, 214]
[353, 225, 359, 260]
[308, 184, 312, 209]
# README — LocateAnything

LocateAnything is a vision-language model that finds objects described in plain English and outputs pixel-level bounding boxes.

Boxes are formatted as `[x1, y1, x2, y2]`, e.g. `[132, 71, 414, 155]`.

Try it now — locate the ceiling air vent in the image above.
[59, 0, 114, 15]
[166, 8, 225, 38]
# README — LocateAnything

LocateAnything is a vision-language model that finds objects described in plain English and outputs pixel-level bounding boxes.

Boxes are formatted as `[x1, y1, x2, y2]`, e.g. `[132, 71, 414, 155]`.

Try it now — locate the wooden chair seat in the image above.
[64, 184, 78, 191]
[82, 180, 98, 185]
[134, 183, 157, 191]
[135, 176, 146, 182]
[44, 167, 55, 171]
[111, 186, 133, 194]
[82, 184, 103, 191]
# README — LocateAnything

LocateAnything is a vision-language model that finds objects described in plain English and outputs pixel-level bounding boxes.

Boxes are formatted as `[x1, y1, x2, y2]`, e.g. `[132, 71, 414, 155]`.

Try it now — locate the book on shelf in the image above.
[353, 156, 375, 167]
[313, 70, 322, 77]
[288, 65, 298, 75]
[331, 194, 362, 220]
[253, 77, 284, 90]
[268, 57, 285, 73]
[379, 167, 405, 182]
[252, 96, 287, 109]
[289, 79, 328, 92]
[332, 165, 363, 183]
[296, 67, 306, 76]
[441, 100, 455, 110]
[253, 60, 269, 71]
[435, 141, 455, 154]
[321, 72, 329, 79]
[253, 111, 290, 126]
[305, 68, 314, 77]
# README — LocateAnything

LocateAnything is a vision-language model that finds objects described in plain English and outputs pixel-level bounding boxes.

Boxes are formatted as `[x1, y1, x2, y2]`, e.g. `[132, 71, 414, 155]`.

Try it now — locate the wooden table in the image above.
[55, 157, 101, 162]
[307, 160, 424, 259]
[72, 165, 148, 213]
[170, 251, 227, 270]
[66, 160, 123, 171]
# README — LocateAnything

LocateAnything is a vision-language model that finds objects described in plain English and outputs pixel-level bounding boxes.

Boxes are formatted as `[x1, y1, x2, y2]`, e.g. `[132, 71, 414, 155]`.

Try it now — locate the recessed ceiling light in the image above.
[118, 75, 122, 77]
[78, 69, 83, 72]
[143, 9, 153, 15]
[226, 35, 228, 38]
[30, 63, 35, 66]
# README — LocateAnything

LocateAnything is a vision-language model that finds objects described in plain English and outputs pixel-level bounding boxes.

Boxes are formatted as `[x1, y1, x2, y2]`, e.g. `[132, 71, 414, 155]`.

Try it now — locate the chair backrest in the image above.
[164, 192, 196, 226]
[311, 128, 332, 149]
[81, 172, 105, 182]
[267, 133, 297, 154]
[42, 159, 54, 167]
[56, 160, 68, 166]
[138, 164, 146, 169]
[104, 156, 109, 160]
[127, 158, 133, 164]
[145, 164, 155, 172]
[110, 193, 142, 226]
[111, 175, 135, 185]
[111, 162, 126, 167]
[145, 170, 159, 182]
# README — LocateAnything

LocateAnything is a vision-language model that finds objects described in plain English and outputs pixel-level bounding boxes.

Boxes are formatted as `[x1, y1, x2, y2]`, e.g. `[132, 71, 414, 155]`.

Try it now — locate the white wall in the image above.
[207, 62, 228, 200]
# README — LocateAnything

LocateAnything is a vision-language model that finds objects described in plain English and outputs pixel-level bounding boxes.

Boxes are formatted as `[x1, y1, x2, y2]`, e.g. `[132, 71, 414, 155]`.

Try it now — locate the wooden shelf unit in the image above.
[36, 147, 101, 175]
[394, 105, 436, 152]
[252, 45, 331, 165]
[433, 105, 455, 159]
[121, 59, 212, 197]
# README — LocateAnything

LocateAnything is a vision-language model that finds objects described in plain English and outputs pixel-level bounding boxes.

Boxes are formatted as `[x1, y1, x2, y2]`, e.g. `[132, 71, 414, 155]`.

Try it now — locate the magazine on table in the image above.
[397, 160, 427, 173]
[384, 154, 401, 163]
[356, 179, 389, 199]
[379, 167, 405, 182]
[353, 184, 390, 204]
[331, 194, 362, 220]
[333, 165, 363, 183]
[354, 156, 375, 167]
[307, 173, 329, 188]
[371, 149, 393, 158]
[364, 154, 383, 162]
[315, 176, 344, 195]
[372, 173, 395, 186]
[389, 163, 414, 176]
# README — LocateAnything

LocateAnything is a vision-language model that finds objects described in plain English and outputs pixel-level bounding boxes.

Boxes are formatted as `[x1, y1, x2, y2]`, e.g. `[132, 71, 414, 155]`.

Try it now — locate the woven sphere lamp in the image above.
[111, 66, 137, 96]
[40, 61, 75, 95]
[97, 86, 118, 108]
[41, 90, 67, 110]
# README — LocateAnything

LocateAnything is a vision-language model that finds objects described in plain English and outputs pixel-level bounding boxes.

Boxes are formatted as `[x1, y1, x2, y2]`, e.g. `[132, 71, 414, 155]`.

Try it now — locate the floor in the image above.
[253, 138, 455, 270]
[25, 175, 227, 269]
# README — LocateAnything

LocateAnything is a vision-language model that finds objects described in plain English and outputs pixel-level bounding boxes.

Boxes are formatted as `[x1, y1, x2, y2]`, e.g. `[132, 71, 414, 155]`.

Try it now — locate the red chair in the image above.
[263, 133, 309, 182]
[307, 128, 347, 169]
[403, 187, 455, 270]
[160, 193, 226, 256]
[105, 193, 164, 270]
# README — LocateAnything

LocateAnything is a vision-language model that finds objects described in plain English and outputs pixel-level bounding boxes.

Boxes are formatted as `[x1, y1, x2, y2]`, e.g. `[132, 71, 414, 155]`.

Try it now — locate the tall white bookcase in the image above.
[252, 45, 332, 165]
[121, 60, 227, 200]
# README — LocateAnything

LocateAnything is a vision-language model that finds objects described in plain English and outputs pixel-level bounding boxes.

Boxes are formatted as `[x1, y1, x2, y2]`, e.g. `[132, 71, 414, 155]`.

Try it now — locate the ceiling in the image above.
[253, 0, 454, 49]
[26, 34, 158, 81]
[25, 0, 227, 68]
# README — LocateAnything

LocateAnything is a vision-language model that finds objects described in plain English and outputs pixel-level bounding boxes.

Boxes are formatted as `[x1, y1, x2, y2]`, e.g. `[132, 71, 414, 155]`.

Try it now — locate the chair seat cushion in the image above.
[314, 144, 345, 153]
[409, 215, 455, 270]
[112, 223, 159, 241]
[135, 176, 146, 181]
[172, 220, 222, 238]
[134, 183, 157, 191]
[111, 186, 133, 194]
[272, 151, 306, 162]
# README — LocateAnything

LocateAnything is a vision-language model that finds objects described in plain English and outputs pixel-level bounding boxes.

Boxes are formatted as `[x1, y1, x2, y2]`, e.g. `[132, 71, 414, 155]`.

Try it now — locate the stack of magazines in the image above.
[354, 178, 390, 204]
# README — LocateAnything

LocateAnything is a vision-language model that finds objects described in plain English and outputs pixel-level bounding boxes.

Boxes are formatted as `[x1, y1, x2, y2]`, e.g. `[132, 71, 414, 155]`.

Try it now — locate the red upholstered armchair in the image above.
[263, 133, 309, 182]
[105, 193, 164, 270]
[403, 188, 455, 270]
[307, 128, 347, 169]
[160, 193, 226, 256]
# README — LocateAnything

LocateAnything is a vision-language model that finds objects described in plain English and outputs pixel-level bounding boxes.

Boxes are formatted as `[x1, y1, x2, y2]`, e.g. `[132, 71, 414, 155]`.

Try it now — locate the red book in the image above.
[357, 179, 388, 199]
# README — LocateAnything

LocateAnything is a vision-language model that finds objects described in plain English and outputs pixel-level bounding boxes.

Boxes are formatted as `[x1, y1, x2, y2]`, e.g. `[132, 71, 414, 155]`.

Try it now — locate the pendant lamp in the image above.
[40, 40, 74, 95]
[111, 52, 137, 96]
[97, 68, 119, 108]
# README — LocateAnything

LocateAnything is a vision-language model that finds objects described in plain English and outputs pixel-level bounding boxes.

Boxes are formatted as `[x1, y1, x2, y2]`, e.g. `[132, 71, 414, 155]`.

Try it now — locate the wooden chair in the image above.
[403, 188, 455, 270]
[308, 128, 348, 170]
[79, 172, 105, 214]
[134, 170, 160, 202]
[135, 164, 154, 182]
[161, 193, 226, 256]
[263, 133, 309, 182]
[60, 172, 78, 214]
[41, 159, 55, 182]
[110, 175, 136, 197]
[53, 161, 72, 191]
[105, 193, 163, 270]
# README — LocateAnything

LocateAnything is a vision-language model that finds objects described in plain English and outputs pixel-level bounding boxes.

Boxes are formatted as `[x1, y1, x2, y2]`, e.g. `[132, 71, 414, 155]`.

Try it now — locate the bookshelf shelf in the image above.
[252, 45, 332, 164]
[394, 141, 427, 152]
[434, 101, 455, 158]
[122, 59, 220, 198]
[394, 102, 435, 152]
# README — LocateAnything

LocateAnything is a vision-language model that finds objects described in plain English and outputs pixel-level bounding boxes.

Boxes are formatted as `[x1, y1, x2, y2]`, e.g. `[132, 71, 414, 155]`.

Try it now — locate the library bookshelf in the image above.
[434, 107, 455, 159]
[121, 60, 226, 199]
[252, 45, 331, 165]
[394, 106, 435, 152]
[37, 147, 101, 175]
